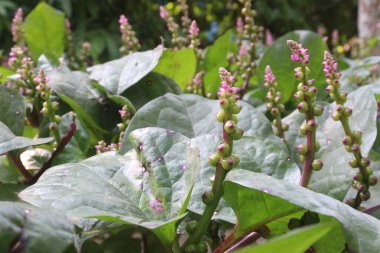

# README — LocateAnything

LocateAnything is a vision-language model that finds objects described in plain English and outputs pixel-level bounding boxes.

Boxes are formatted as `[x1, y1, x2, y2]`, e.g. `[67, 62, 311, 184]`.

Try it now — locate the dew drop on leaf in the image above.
[179, 164, 187, 171]
[166, 130, 176, 136]
[326, 139, 332, 145]
[260, 187, 272, 193]
[15, 110, 20, 115]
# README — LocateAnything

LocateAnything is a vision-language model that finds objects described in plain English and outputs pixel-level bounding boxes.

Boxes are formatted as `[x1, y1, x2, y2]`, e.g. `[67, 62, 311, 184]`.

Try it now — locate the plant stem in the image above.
[7, 151, 31, 180]
[46, 96, 60, 144]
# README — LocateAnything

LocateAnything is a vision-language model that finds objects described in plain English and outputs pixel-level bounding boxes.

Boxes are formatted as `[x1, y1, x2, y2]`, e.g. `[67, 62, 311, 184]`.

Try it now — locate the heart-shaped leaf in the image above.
[0, 201, 74, 253]
[0, 86, 25, 136]
[88, 46, 163, 94]
[0, 122, 53, 155]
[153, 48, 197, 90]
[283, 85, 378, 200]
[120, 93, 273, 153]
[19, 127, 200, 249]
[24, 3, 65, 61]
[223, 169, 380, 253]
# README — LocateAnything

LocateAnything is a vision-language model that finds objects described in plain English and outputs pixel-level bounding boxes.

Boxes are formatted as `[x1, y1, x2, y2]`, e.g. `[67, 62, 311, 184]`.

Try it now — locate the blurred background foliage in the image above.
[0, 0, 357, 61]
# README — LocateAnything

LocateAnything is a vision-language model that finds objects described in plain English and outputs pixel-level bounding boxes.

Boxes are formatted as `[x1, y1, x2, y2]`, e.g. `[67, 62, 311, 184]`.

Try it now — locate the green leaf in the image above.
[121, 93, 273, 153]
[0, 122, 53, 155]
[283, 85, 378, 200]
[223, 169, 380, 253]
[88, 46, 163, 94]
[0, 155, 20, 183]
[257, 30, 328, 103]
[153, 48, 197, 90]
[234, 223, 334, 253]
[189, 135, 300, 223]
[0, 67, 16, 83]
[122, 72, 182, 110]
[203, 29, 237, 94]
[24, 2, 65, 61]
[0, 86, 25, 135]
[19, 127, 200, 249]
[0, 201, 74, 253]
[0, 184, 25, 201]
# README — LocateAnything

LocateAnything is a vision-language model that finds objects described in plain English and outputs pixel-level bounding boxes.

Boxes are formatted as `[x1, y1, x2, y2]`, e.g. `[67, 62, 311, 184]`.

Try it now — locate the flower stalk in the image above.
[323, 51, 378, 209]
[119, 14, 140, 56]
[181, 68, 244, 251]
[160, 6, 183, 49]
[287, 40, 324, 187]
[263, 65, 288, 139]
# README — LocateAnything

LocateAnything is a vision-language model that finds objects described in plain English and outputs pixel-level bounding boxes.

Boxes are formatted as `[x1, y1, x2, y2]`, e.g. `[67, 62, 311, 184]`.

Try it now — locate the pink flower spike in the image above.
[159, 6, 169, 19]
[264, 65, 276, 84]
[189, 20, 199, 36]
[119, 15, 128, 26]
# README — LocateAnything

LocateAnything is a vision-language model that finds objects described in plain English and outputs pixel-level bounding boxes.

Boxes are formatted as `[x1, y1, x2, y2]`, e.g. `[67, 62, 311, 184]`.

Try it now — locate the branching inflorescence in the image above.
[182, 68, 243, 251]
[264, 65, 288, 139]
[288, 40, 324, 187]
[323, 51, 378, 209]
[119, 14, 141, 56]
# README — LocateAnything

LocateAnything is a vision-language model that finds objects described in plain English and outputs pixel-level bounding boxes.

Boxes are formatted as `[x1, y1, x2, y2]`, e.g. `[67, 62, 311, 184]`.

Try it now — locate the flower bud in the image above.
[345, 145, 352, 152]
[297, 102, 309, 113]
[277, 104, 285, 113]
[219, 98, 230, 109]
[282, 124, 289, 131]
[360, 157, 370, 167]
[186, 221, 198, 234]
[349, 159, 358, 168]
[369, 175, 378, 186]
[49, 122, 57, 130]
[314, 141, 320, 152]
[232, 127, 244, 140]
[342, 135, 352, 146]
[231, 104, 242, 114]
[294, 91, 304, 101]
[231, 115, 239, 123]
[312, 159, 323, 171]
[299, 123, 307, 135]
[351, 144, 360, 153]
[360, 191, 370, 201]
[185, 244, 198, 253]
[332, 111, 341, 121]
[353, 131, 362, 142]
[51, 101, 60, 111]
[216, 111, 225, 122]
[231, 154, 240, 167]
[40, 107, 49, 116]
[353, 172, 362, 181]
[312, 104, 324, 116]
[343, 107, 352, 117]
[357, 184, 367, 192]
[271, 107, 279, 116]
[224, 120, 236, 134]
[202, 190, 215, 205]
[221, 157, 234, 171]
[297, 144, 308, 155]
[217, 143, 230, 157]
[307, 119, 318, 130]
[266, 103, 273, 111]
[117, 123, 126, 131]
[367, 168, 373, 175]
[208, 153, 220, 167]
[54, 115, 61, 123]
[300, 155, 305, 162]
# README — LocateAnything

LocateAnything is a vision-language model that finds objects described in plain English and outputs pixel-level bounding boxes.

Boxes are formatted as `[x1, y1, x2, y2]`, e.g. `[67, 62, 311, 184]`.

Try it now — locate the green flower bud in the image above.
[300, 155, 305, 163]
[232, 127, 244, 140]
[349, 159, 358, 168]
[294, 91, 304, 101]
[297, 144, 308, 155]
[51, 101, 60, 111]
[297, 102, 309, 113]
[202, 190, 215, 205]
[345, 145, 352, 152]
[221, 157, 234, 171]
[332, 111, 341, 121]
[186, 221, 198, 234]
[360, 157, 370, 167]
[343, 107, 353, 117]
[219, 98, 230, 109]
[314, 141, 320, 152]
[282, 124, 289, 131]
[231, 115, 239, 123]
[208, 153, 220, 167]
[266, 103, 273, 111]
[274, 96, 281, 104]
[185, 244, 198, 253]
[43, 101, 48, 108]
[353, 172, 363, 182]
[224, 120, 236, 134]
[353, 131, 362, 142]
[299, 123, 307, 136]
[360, 191, 371, 201]
[40, 107, 49, 116]
[312, 104, 324, 116]
[369, 175, 378, 186]
[117, 123, 126, 131]
[339, 92, 347, 103]
[307, 119, 318, 130]
[216, 111, 225, 123]
[367, 168, 373, 175]
[297, 82, 304, 91]
[54, 115, 61, 123]
[197, 241, 207, 253]
[342, 135, 352, 146]
[231, 154, 240, 167]
[312, 159, 323, 171]
[231, 104, 242, 114]
[49, 122, 57, 130]
[271, 107, 280, 116]
[217, 143, 230, 157]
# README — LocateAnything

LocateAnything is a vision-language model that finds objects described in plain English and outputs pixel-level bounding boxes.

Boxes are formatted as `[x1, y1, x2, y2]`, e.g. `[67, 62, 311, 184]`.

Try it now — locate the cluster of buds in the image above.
[64, 19, 77, 69]
[11, 8, 25, 46]
[34, 70, 61, 144]
[8, 46, 26, 71]
[79, 42, 93, 69]
[208, 68, 243, 173]
[186, 71, 204, 95]
[188, 20, 200, 51]
[95, 140, 118, 154]
[117, 105, 132, 132]
[288, 40, 324, 186]
[159, 6, 183, 49]
[119, 15, 141, 56]
[178, 0, 191, 44]
[323, 51, 377, 208]
[264, 65, 288, 139]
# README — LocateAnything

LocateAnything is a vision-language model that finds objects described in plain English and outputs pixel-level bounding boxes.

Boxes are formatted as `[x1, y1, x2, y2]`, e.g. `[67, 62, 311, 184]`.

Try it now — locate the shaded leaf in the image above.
[0, 86, 25, 136]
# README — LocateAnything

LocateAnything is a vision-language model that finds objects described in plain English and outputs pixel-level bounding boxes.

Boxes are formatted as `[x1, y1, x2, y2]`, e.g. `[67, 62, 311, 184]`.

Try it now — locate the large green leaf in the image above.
[188, 134, 300, 223]
[153, 48, 197, 90]
[257, 30, 328, 103]
[0, 122, 53, 155]
[0, 86, 25, 136]
[47, 67, 118, 136]
[88, 46, 163, 94]
[0, 67, 16, 83]
[120, 93, 273, 153]
[19, 127, 200, 249]
[203, 29, 237, 94]
[234, 223, 334, 253]
[224, 169, 380, 253]
[0, 201, 74, 253]
[122, 72, 182, 110]
[24, 2, 65, 61]
[0, 155, 19, 183]
[283, 85, 378, 200]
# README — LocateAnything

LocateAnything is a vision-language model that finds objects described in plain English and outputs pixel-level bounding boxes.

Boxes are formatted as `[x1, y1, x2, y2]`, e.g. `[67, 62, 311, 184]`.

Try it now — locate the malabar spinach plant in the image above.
[0, 1, 380, 253]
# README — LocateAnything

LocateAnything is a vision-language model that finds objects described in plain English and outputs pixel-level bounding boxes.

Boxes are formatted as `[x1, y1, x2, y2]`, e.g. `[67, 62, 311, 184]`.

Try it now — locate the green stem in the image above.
[46, 93, 60, 144]
[7, 151, 31, 180]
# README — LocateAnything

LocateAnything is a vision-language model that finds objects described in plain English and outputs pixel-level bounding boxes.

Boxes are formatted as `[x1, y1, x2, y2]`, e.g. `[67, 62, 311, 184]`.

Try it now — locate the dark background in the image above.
[0, 0, 357, 61]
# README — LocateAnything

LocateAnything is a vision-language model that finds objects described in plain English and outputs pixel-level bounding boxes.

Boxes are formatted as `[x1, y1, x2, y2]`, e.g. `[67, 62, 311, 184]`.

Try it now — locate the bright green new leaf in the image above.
[24, 2, 65, 61]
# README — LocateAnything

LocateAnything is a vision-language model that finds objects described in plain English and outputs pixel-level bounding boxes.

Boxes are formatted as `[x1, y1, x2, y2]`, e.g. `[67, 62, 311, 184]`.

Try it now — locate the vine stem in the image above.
[7, 151, 31, 180]
[299, 65, 316, 187]
[181, 109, 233, 249]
